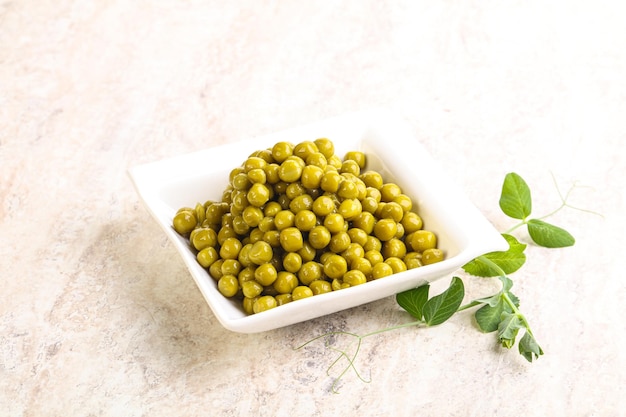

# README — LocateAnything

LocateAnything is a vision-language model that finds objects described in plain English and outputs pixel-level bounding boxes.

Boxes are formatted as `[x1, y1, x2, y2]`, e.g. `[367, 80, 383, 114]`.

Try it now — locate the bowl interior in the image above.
[129, 110, 507, 333]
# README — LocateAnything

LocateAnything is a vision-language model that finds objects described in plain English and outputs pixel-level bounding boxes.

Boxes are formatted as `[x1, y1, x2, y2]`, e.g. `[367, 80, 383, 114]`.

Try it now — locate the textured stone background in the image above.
[1, 1, 624, 416]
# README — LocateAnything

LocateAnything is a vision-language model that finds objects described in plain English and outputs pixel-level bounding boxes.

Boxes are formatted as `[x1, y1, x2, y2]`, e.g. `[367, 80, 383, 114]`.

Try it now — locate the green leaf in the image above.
[497, 312, 524, 349]
[499, 172, 532, 220]
[463, 234, 527, 277]
[527, 219, 575, 248]
[518, 332, 544, 362]
[475, 298, 505, 333]
[396, 284, 429, 320]
[423, 277, 465, 326]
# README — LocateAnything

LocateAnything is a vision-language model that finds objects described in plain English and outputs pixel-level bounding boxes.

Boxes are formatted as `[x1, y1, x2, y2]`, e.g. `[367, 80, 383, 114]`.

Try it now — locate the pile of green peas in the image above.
[172, 138, 444, 315]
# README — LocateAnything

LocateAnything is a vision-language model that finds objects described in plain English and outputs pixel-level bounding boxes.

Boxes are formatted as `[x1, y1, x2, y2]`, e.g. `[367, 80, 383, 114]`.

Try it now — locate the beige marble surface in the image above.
[2, 1, 625, 416]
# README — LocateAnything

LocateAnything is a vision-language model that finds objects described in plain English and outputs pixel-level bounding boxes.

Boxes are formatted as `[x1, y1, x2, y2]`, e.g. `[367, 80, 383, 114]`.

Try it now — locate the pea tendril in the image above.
[296, 172, 600, 392]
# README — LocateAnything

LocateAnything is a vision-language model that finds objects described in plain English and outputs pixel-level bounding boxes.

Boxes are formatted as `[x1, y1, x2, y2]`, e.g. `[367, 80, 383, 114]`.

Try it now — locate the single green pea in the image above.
[271, 141, 294, 163]
[313, 138, 334, 159]
[381, 183, 402, 202]
[372, 262, 394, 279]
[320, 171, 343, 193]
[242, 296, 258, 315]
[242, 280, 264, 298]
[285, 182, 306, 199]
[294, 210, 317, 232]
[337, 180, 358, 199]
[197, 247, 219, 268]
[301, 165, 324, 189]
[305, 152, 328, 168]
[401, 212, 423, 234]
[360, 171, 383, 189]
[190, 227, 218, 251]
[340, 159, 361, 176]
[323, 213, 346, 234]
[218, 274, 239, 298]
[364, 249, 384, 266]
[253, 295, 277, 314]
[278, 157, 304, 182]
[338, 198, 362, 221]
[373, 218, 398, 241]
[237, 266, 256, 285]
[242, 206, 264, 227]
[409, 230, 437, 252]
[298, 242, 317, 262]
[247, 183, 271, 207]
[382, 238, 407, 259]
[274, 210, 296, 231]
[209, 259, 224, 280]
[243, 156, 267, 172]
[380, 202, 404, 222]
[323, 254, 348, 280]
[385, 257, 407, 273]
[292, 285, 314, 301]
[308, 225, 332, 249]
[231, 172, 252, 191]
[422, 248, 444, 265]
[312, 195, 336, 216]
[310, 280, 332, 295]
[298, 261, 323, 285]
[293, 141, 319, 160]
[262, 230, 281, 247]
[248, 240, 274, 264]
[343, 270, 367, 287]
[329, 231, 351, 253]
[273, 271, 299, 294]
[264, 201, 282, 217]
[279, 227, 304, 252]
[254, 263, 278, 286]
[344, 151, 366, 169]
[289, 194, 314, 213]
[219, 237, 243, 260]
[221, 259, 242, 276]
[173, 210, 197, 235]
[404, 252, 423, 269]
[247, 168, 267, 184]
[341, 243, 365, 264]
[275, 293, 292, 306]
[351, 257, 373, 278]
[282, 252, 303, 273]
[232, 215, 250, 235]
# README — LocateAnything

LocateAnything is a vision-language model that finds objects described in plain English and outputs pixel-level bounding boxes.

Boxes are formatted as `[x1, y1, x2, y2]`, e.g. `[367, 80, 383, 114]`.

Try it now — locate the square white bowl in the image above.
[128, 110, 508, 333]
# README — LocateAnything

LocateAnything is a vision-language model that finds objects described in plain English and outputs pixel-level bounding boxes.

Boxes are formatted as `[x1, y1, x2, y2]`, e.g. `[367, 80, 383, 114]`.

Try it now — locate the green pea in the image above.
[248, 240, 273, 264]
[374, 218, 397, 241]
[273, 271, 299, 294]
[271, 141, 294, 163]
[382, 238, 407, 259]
[310, 280, 332, 295]
[301, 165, 324, 189]
[173, 210, 197, 235]
[323, 254, 348, 279]
[254, 263, 278, 286]
[323, 213, 346, 234]
[219, 237, 242, 260]
[190, 227, 218, 251]
[292, 286, 314, 301]
[279, 227, 304, 252]
[279, 157, 304, 182]
[312, 195, 336, 216]
[294, 210, 317, 232]
[313, 138, 334, 159]
[422, 248, 444, 265]
[343, 270, 367, 287]
[282, 252, 303, 273]
[372, 262, 393, 279]
[197, 247, 219, 268]
[253, 295, 277, 313]
[242, 280, 263, 298]
[329, 231, 351, 253]
[218, 275, 239, 298]
[298, 261, 323, 285]
[338, 198, 362, 220]
[247, 183, 271, 207]
[409, 230, 437, 252]
[293, 141, 318, 160]
[308, 225, 331, 249]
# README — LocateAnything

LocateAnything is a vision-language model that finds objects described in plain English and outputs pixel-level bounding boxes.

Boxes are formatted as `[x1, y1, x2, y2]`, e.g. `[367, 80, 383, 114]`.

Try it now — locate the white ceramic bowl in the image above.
[128, 110, 508, 333]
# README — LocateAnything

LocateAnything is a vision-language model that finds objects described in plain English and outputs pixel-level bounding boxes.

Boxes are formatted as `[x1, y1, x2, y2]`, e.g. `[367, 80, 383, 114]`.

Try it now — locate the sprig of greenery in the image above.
[296, 172, 597, 392]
